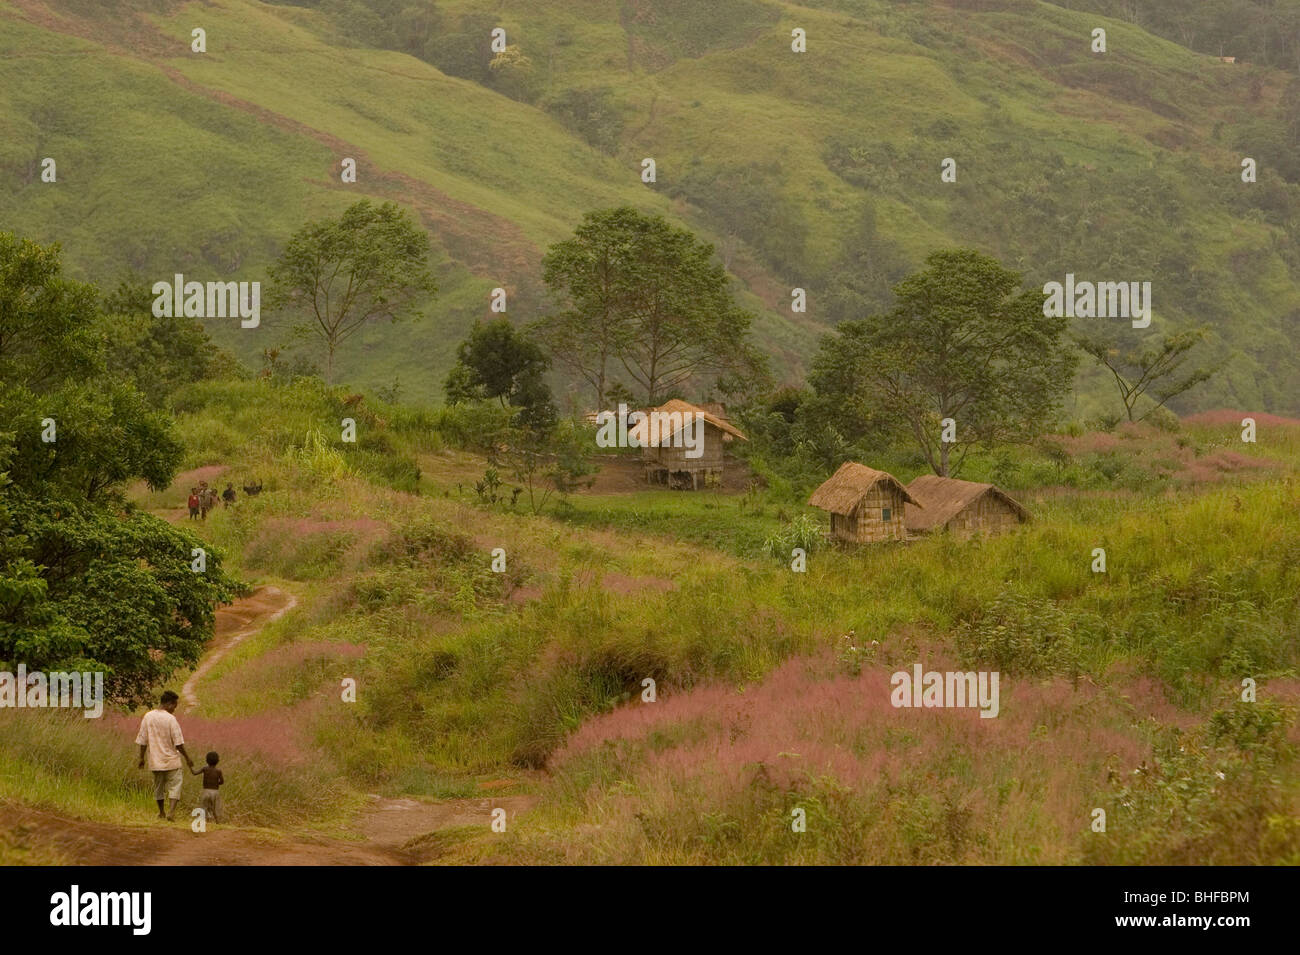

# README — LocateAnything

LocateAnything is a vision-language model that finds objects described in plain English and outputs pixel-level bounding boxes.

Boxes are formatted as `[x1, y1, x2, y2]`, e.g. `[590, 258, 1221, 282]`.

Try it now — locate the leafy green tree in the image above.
[267, 200, 436, 383]
[96, 277, 225, 404]
[1074, 327, 1217, 422]
[812, 249, 1076, 476]
[0, 234, 101, 392]
[532, 209, 640, 408]
[802, 337, 902, 468]
[445, 317, 556, 432]
[0, 473, 239, 704]
[2, 382, 181, 503]
[446, 319, 598, 513]
[535, 207, 768, 407]
[488, 44, 540, 103]
[0, 235, 242, 705]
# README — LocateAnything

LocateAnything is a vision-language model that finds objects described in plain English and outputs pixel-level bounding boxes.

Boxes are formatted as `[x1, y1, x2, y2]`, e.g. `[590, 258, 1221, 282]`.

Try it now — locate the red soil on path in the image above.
[0, 793, 539, 866]
[3, 585, 539, 864]
[181, 586, 298, 712]
[0, 801, 406, 866]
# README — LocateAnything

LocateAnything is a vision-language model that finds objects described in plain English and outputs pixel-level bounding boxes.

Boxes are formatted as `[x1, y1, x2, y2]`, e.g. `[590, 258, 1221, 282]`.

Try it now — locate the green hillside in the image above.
[2, 0, 1297, 412]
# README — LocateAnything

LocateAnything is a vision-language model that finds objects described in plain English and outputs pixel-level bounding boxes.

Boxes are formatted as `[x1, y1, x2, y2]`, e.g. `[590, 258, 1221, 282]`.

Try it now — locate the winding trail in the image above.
[181, 585, 298, 712]
[2, 583, 537, 864]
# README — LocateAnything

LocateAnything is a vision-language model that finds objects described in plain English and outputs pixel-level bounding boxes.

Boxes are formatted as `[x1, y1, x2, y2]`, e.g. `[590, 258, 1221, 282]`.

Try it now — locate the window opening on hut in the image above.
[881, 507, 891, 522]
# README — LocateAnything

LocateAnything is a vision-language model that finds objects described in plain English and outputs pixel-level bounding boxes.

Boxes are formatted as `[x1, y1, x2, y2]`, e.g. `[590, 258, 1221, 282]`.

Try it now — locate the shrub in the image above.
[955, 587, 1095, 677]
[762, 513, 822, 560]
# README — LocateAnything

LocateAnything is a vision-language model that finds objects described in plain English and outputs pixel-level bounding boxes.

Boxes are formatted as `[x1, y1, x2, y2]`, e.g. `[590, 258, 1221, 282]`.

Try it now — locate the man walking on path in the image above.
[135, 690, 195, 821]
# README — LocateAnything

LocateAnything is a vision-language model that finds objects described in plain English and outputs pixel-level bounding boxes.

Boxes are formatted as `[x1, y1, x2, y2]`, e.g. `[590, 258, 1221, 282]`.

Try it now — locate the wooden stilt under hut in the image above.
[629, 399, 747, 490]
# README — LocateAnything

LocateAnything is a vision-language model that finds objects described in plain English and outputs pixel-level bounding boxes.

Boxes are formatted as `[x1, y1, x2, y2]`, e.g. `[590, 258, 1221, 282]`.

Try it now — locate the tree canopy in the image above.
[1075, 326, 1217, 422]
[96, 277, 224, 404]
[533, 206, 768, 407]
[0, 233, 241, 705]
[810, 249, 1077, 476]
[445, 317, 556, 433]
[266, 199, 436, 383]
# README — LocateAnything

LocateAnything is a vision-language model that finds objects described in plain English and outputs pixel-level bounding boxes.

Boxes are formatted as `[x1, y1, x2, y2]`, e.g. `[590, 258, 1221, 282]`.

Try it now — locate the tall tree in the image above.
[1074, 327, 1216, 421]
[266, 200, 436, 383]
[445, 318, 556, 432]
[445, 320, 595, 513]
[812, 249, 1077, 476]
[0, 235, 240, 704]
[618, 217, 764, 404]
[532, 207, 637, 408]
[97, 276, 222, 404]
[534, 207, 767, 407]
[0, 234, 100, 392]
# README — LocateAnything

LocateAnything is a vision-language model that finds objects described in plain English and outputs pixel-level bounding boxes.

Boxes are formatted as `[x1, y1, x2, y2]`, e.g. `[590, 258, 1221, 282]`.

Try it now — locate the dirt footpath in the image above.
[0, 793, 538, 866]
[181, 586, 297, 712]
[2, 584, 538, 865]
[0, 802, 402, 866]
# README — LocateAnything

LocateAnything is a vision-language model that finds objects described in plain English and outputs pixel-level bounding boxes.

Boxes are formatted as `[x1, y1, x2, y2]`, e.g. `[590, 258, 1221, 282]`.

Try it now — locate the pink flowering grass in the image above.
[1183, 409, 1300, 429]
[534, 653, 1218, 863]
[3, 704, 347, 829]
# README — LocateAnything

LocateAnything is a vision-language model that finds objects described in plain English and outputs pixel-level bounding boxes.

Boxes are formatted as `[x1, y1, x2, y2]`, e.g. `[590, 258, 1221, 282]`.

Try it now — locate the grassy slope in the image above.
[2, 0, 1297, 410]
[1, 378, 1296, 862]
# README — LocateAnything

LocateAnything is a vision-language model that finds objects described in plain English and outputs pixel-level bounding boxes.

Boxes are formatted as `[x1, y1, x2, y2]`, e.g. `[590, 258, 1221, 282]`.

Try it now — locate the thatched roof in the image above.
[627, 399, 747, 447]
[904, 475, 1030, 532]
[807, 462, 919, 516]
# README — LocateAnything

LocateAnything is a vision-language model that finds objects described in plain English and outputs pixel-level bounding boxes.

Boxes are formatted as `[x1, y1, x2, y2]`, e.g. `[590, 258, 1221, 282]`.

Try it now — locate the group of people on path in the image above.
[187, 482, 227, 520]
[187, 478, 261, 520]
[135, 690, 225, 823]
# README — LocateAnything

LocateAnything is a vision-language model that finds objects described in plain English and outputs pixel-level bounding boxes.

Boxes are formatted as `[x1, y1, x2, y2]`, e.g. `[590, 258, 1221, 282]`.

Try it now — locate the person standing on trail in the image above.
[192, 751, 225, 824]
[135, 690, 195, 821]
[222, 483, 236, 507]
[187, 488, 200, 520]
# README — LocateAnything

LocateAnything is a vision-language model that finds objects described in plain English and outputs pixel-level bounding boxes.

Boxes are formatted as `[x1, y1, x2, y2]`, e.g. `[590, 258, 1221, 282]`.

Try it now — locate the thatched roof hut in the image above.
[627, 399, 746, 447]
[808, 462, 919, 543]
[629, 399, 746, 490]
[904, 475, 1029, 537]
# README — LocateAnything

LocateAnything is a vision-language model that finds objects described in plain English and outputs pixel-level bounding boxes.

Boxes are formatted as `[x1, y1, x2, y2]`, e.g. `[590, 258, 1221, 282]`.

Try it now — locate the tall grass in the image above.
[0, 709, 354, 830]
[10, 376, 1296, 862]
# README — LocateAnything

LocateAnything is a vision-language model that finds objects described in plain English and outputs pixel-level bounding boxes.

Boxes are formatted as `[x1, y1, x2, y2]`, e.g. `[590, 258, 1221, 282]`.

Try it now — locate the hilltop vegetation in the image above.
[1060, 0, 1300, 74]
[1, 0, 1298, 411]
